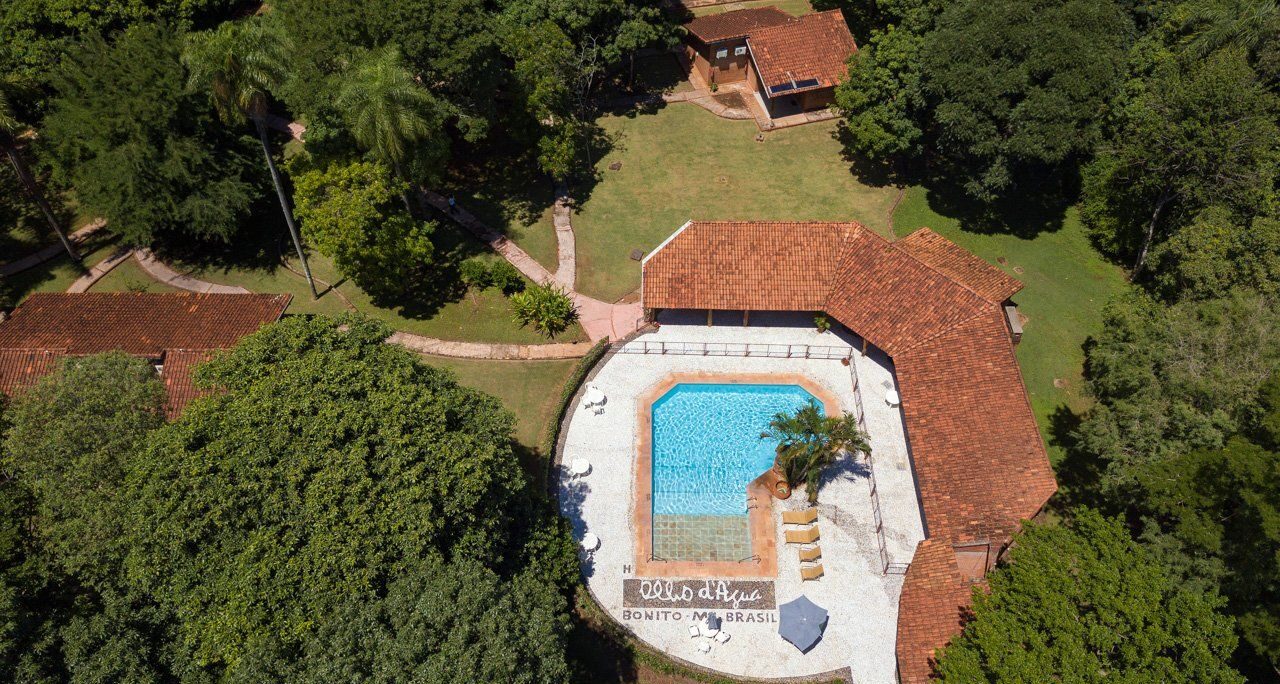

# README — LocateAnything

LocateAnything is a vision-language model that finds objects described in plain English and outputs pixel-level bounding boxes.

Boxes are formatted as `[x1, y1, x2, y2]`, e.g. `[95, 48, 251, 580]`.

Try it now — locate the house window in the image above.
[715, 48, 728, 59]
[734, 46, 747, 56]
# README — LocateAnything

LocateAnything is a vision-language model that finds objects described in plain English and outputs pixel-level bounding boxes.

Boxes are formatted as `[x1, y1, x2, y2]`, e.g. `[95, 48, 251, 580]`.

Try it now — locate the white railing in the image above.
[848, 350, 909, 576]
[615, 340, 854, 360]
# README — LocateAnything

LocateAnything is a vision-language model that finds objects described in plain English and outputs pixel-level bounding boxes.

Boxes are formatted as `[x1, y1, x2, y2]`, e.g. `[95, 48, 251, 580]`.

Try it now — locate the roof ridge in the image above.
[889, 229, 1013, 305]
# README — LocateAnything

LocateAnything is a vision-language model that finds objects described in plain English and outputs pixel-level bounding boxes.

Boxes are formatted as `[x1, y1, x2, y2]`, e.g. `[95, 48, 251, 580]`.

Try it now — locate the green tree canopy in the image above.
[40, 22, 260, 246]
[1081, 48, 1279, 273]
[122, 315, 530, 672]
[920, 0, 1131, 202]
[2, 352, 165, 589]
[292, 159, 435, 299]
[1148, 206, 1280, 301]
[1077, 290, 1280, 496]
[936, 509, 1242, 683]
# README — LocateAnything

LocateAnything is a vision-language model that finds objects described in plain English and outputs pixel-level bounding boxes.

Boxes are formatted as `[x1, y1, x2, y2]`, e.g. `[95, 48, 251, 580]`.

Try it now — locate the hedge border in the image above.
[540, 338, 610, 487]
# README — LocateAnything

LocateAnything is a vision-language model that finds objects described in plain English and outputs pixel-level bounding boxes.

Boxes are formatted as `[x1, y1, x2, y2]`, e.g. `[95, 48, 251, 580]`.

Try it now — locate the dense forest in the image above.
[3, 0, 1280, 681]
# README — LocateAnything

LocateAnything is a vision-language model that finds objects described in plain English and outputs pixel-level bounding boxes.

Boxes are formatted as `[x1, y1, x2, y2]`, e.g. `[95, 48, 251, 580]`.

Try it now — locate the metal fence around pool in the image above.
[614, 340, 854, 360]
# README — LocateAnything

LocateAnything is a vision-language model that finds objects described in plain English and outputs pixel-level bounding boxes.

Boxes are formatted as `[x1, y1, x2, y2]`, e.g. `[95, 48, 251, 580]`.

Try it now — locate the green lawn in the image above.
[421, 355, 579, 463]
[691, 0, 813, 16]
[89, 255, 178, 293]
[445, 163, 561, 274]
[563, 105, 899, 301]
[162, 221, 586, 344]
[893, 191, 1128, 464]
[4, 231, 121, 301]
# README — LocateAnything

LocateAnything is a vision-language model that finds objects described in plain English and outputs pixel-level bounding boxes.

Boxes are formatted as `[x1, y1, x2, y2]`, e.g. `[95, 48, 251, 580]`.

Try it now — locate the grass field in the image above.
[893, 190, 1128, 464]
[89, 255, 178, 293]
[564, 105, 899, 302]
[159, 219, 587, 344]
[422, 355, 579, 461]
[4, 231, 121, 300]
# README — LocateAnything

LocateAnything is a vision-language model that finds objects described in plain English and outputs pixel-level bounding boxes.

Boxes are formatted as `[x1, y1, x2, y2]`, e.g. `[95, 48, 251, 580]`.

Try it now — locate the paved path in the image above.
[552, 185, 577, 289]
[135, 250, 252, 293]
[421, 190, 642, 342]
[65, 248, 131, 293]
[1, 219, 106, 277]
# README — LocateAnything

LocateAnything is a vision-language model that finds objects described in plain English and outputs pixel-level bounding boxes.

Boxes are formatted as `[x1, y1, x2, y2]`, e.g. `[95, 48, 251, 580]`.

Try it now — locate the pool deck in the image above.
[557, 312, 925, 682]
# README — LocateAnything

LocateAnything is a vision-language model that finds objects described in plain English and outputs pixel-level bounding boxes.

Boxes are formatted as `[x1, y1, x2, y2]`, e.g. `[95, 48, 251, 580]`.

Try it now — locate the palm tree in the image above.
[763, 401, 870, 504]
[1188, 0, 1278, 57]
[1, 74, 80, 261]
[336, 46, 445, 214]
[183, 20, 317, 299]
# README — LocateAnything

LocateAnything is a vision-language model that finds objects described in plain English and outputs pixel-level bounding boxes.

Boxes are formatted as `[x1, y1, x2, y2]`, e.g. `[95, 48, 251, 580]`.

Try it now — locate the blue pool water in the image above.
[651, 383, 821, 517]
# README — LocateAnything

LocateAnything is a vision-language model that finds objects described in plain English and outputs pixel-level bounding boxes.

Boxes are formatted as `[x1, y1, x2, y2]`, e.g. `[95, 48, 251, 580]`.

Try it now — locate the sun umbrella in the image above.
[778, 595, 829, 653]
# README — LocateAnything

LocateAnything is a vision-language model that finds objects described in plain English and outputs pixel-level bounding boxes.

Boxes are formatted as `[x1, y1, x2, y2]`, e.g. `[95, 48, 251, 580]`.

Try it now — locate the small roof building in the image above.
[642, 221, 1056, 682]
[0, 292, 290, 418]
[683, 9, 858, 120]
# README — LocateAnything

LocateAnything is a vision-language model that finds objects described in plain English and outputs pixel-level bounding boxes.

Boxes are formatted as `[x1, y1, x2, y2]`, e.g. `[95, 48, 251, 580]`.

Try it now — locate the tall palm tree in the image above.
[763, 401, 870, 504]
[183, 20, 317, 299]
[1, 74, 80, 261]
[336, 46, 445, 214]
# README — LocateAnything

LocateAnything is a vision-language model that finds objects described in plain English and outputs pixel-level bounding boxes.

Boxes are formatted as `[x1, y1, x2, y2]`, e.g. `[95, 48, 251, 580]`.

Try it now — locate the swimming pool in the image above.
[651, 383, 821, 517]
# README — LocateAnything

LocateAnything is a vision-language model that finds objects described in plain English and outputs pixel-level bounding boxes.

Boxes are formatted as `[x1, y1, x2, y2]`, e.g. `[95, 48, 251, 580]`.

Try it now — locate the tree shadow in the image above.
[1045, 404, 1112, 514]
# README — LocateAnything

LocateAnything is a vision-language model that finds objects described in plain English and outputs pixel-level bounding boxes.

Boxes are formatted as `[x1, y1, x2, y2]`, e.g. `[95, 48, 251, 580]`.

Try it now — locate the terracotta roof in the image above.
[642, 221, 853, 312]
[896, 540, 977, 683]
[640, 221, 1056, 680]
[683, 7, 793, 43]
[0, 348, 65, 397]
[162, 349, 220, 419]
[0, 293, 289, 418]
[897, 228, 1022, 303]
[0, 292, 291, 355]
[748, 10, 857, 94]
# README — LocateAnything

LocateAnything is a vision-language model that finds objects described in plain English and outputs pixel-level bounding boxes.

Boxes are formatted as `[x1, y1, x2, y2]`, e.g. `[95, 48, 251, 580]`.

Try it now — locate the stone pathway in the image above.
[1, 219, 106, 277]
[65, 248, 131, 293]
[135, 249, 251, 293]
[420, 190, 642, 342]
[553, 185, 577, 289]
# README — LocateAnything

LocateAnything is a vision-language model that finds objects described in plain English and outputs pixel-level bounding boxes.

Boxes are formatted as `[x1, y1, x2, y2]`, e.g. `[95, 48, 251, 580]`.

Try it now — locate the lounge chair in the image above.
[782, 508, 818, 525]
[801, 564, 825, 581]
[798, 545, 822, 562]
[785, 526, 820, 544]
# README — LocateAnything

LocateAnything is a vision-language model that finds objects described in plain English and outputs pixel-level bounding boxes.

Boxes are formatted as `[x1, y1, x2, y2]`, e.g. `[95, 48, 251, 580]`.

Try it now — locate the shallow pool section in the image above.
[650, 383, 819, 561]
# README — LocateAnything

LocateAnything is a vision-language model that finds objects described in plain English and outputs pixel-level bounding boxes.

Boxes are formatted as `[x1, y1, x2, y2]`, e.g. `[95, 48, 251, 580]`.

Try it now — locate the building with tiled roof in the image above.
[0, 292, 290, 418]
[642, 221, 1057, 682]
[682, 9, 857, 120]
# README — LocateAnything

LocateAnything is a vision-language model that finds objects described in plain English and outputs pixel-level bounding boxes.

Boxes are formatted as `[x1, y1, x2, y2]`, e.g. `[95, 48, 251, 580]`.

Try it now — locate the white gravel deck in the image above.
[557, 312, 925, 682]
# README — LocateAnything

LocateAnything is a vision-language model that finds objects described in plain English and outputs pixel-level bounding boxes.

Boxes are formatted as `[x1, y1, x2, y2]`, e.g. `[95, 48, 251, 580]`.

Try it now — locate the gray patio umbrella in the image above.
[778, 595, 829, 653]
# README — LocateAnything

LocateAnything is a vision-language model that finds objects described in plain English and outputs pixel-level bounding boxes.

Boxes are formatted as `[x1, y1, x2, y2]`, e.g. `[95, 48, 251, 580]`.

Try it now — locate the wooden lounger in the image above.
[801, 564, 825, 581]
[781, 508, 818, 525]
[785, 526, 820, 544]
[798, 545, 822, 562]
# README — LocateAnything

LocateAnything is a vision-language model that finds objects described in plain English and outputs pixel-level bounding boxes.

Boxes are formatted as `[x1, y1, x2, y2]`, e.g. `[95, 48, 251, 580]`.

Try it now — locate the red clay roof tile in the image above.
[640, 220, 1055, 680]
[0, 293, 288, 418]
[897, 228, 1022, 303]
[748, 10, 857, 92]
[684, 7, 794, 43]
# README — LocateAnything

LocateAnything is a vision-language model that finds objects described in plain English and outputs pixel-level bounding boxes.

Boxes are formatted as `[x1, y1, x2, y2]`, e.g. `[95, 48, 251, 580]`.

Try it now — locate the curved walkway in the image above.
[65, 248, 132, 293]
[420, 190, 643, 342]
[131, 244, 598, 360]
[1, 219, 107, 277]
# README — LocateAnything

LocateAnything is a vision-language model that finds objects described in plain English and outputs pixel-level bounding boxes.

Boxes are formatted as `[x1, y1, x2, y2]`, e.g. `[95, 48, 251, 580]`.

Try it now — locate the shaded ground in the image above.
[3, 230, 119, 301]
[89, 255, 177, 293]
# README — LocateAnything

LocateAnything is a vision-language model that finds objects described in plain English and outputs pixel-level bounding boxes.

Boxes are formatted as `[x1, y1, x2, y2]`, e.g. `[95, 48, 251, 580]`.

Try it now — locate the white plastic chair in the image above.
[715, 631, 731, 644]
[696, 640, 711, 653]
[688, 624, 701, 638]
